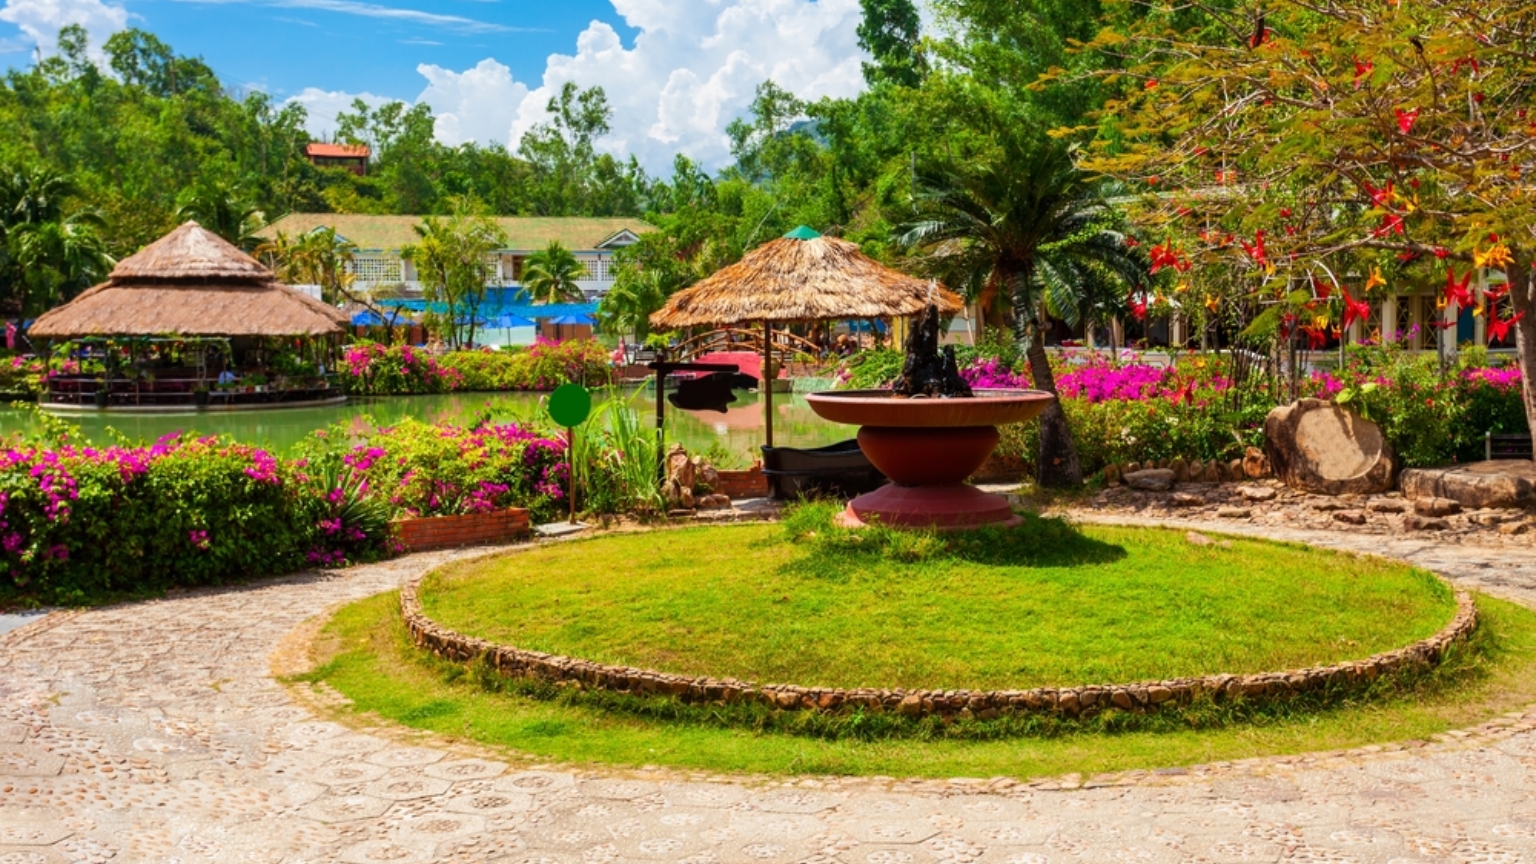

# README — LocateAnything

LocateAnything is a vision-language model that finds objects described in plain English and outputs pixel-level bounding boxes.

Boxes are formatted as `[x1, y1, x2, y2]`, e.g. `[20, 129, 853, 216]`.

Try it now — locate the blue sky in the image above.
[0, 0, 873, 172]
[123, 0, 639, 101]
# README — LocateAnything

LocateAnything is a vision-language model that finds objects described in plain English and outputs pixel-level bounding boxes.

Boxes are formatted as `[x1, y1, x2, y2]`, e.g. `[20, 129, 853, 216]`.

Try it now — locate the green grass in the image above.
[294, 588, 1536, 778]
[418, 512, 1455, 690]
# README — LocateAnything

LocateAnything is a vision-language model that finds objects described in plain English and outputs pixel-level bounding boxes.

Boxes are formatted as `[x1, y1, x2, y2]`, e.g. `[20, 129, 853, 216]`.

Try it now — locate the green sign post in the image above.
[547, 383, 592, 524]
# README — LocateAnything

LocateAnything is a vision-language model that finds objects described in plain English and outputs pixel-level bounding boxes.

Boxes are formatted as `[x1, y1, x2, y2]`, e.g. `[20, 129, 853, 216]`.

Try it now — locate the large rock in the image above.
[1124, 469, 1175, 491]
[1264, 399, 1395, 495]
[1399, 461, 1536, 510]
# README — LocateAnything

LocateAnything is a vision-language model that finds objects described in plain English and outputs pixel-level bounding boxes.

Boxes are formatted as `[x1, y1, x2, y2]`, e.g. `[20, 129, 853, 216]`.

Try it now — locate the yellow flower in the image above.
[1473, 303, 1486, 317]
[1474, 243, 1514, 269]
[1364, 266, 1386, 291]
[1174, 280, 1190, 294]
[1204, 294, 1220, 312]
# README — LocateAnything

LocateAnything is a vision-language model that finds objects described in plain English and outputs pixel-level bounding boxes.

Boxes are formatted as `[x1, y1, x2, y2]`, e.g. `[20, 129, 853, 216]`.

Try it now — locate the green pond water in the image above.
[0, 389, 846, 465]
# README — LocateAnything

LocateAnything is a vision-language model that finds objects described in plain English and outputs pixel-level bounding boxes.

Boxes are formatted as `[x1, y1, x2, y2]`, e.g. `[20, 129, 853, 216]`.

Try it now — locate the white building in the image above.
[259, 214, 650, 301]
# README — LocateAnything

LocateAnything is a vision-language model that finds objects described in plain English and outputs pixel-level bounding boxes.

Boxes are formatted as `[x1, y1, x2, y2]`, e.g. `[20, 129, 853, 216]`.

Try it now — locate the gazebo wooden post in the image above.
[762, 319, 774, 449]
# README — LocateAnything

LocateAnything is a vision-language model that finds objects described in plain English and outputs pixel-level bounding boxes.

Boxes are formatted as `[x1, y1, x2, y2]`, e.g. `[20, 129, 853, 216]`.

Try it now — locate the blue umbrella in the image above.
[551, 314, 596, 326]
[350, 311, 389, 327]
[486, 313, 536, 329]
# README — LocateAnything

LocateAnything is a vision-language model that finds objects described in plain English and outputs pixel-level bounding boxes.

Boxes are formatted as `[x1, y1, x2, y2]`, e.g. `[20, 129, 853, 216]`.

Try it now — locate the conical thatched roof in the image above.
[650, 228, 963, 329]
[29, 221, 349, 339]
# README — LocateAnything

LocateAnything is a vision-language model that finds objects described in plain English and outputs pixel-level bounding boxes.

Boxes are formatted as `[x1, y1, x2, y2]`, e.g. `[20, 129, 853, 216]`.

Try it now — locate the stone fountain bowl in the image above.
[803, 388, 1057, 530]
[805, 388, 1055, 428]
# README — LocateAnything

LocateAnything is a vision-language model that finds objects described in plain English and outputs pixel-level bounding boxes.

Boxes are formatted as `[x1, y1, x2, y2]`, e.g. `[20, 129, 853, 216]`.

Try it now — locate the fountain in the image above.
[805, 305, 1054, 529]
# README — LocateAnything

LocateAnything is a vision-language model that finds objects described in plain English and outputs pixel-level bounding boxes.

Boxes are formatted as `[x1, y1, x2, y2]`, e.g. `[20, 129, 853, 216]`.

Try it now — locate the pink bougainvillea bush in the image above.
[321, 418, 571, 523]
[0, 431, 390, 604]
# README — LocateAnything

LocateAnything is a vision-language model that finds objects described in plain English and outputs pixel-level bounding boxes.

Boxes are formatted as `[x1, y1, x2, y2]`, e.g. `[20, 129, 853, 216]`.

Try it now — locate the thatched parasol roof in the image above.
[650, 227, 963, 329]
[29, 221, 350, 339]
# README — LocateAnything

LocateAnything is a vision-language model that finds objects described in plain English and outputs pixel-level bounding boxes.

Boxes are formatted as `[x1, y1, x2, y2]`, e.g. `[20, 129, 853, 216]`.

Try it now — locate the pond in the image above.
[0, 389, 848, 466]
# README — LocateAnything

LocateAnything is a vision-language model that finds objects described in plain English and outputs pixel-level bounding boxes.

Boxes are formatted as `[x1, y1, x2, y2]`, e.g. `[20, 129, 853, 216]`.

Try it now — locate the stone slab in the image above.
[1400, 460, 1536, 510]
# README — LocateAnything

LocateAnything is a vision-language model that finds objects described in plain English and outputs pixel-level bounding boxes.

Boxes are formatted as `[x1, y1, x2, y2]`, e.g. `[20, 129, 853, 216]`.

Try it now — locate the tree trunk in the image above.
[1507, 257, 1536, 460]
[1025, 329, 1083, 487]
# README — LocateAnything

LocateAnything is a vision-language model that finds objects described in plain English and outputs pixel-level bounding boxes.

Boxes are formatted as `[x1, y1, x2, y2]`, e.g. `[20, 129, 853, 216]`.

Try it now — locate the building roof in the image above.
[258, 214, 652, 253]
[29, 222, 350, 339]
[305, 143, 371, 159]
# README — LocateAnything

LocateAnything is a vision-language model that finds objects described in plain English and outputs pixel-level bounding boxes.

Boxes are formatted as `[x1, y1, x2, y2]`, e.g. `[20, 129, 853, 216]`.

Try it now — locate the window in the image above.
[349, 255, 403, 284]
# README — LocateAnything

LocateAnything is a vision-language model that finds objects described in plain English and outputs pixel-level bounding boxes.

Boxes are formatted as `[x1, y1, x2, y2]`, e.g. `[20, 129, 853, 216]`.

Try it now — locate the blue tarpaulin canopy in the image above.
[379, 298, 598, 322]
[550, 314, 596, 326]
[351, 311, 394, 327]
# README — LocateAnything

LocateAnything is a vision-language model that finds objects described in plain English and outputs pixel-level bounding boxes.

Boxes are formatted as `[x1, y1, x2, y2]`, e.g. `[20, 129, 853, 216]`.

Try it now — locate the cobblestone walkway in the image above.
[5, 521, 1536, 864]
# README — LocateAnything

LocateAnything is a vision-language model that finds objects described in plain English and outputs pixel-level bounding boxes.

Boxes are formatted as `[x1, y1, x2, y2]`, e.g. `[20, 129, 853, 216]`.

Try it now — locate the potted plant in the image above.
[193, 384, 210, 408]
[247, 373, 268, 393]
[93, 376, 108, 408]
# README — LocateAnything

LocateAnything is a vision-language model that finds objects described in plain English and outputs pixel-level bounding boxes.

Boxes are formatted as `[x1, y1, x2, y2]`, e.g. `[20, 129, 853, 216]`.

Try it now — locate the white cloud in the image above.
[290, 0, 870, 174]
[287, 87, 392, 139]
[417, 58, 528, 147]
[0, 0, 128, 59]
[510, 0, 867, 172]
[167, 0, 517, 34]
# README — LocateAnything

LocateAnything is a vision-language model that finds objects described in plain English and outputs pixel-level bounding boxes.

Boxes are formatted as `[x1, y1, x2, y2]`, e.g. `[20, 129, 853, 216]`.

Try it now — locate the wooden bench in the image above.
[1487, 432, 1535, 461]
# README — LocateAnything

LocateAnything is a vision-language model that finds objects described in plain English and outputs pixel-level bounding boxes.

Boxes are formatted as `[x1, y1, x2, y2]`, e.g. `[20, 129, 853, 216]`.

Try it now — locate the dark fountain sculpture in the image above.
[806, 305, 1054, 530]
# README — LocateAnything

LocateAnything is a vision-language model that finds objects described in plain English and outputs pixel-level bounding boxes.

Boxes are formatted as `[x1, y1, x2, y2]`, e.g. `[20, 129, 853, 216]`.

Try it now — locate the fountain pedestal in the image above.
[805, 389, 1055, 530]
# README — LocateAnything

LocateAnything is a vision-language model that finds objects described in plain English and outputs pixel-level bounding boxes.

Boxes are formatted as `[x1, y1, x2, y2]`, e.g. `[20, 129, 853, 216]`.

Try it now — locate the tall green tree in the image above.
[517, 83, 649, 217]
[857, 0, 927, 88]
[175, 180, 262, 248]
[402, 205, 506, 349]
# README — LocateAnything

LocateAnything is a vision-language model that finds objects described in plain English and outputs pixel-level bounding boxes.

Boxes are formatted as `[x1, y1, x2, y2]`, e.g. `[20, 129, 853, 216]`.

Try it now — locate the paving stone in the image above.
[422, 757, 506, 781]
[310, 759, 391, 786]
[3, 534, 1536, 863]
[361, 774, 453, 800]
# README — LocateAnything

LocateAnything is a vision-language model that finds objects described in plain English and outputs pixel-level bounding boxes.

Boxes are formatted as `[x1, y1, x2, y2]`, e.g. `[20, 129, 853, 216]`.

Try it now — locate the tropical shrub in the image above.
[438, 339, 614, 392]
[341, 343, 462, 396]
[322, 419, 571, 523]
[0, 431, 391, 604]
[0, 356, 43, 396]
[343, 339, 613, 395]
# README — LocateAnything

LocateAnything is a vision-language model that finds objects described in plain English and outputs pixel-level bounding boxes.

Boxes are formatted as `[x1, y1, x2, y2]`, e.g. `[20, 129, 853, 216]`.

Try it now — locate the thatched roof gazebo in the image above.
[30, 221, 349, 338]
[31, 221, 350, 411]
[651, 226, 963, 446]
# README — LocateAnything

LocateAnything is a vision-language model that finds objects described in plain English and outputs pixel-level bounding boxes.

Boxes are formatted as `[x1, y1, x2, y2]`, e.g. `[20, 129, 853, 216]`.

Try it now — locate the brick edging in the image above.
[400, 565, 1477, 720]
[392, 508, 531, 553]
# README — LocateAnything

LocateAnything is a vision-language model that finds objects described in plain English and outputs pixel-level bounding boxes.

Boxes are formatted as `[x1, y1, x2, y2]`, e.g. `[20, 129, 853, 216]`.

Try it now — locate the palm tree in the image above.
[0, 167, 112, 314]
[11, 216, 113, 314]
[903, 133, 1145, 488]
[597, 267, 670, 341]
[175, 180, 263, 248]
[522, 241, 588, 304]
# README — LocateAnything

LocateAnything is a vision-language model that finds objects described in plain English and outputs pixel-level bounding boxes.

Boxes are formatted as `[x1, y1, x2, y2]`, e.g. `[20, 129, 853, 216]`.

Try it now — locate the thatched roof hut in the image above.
[650, 226, 964, 449]
[650, 227, 962, 329]
[29, 221, 349, 339]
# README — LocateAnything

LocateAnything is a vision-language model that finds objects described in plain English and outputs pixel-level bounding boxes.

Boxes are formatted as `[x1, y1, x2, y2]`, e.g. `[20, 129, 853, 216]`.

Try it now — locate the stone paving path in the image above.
[5, 521, 1536, 864]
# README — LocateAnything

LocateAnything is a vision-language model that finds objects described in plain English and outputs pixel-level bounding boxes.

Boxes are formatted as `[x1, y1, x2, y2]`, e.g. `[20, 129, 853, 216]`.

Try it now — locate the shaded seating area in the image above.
[29, 222, 350, 411]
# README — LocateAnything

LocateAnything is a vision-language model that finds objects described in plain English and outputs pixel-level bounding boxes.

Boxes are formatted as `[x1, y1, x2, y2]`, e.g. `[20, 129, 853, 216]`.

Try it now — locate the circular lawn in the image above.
[416, 513, 1456, 692]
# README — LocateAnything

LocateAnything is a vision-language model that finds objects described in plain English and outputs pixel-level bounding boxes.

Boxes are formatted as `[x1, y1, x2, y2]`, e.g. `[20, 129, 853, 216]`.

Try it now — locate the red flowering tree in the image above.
[1078, 0, 1536, 447]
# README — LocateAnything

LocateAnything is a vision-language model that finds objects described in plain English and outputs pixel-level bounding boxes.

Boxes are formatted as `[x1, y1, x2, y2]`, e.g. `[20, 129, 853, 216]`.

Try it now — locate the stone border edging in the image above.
[399, 553, 1478, 721]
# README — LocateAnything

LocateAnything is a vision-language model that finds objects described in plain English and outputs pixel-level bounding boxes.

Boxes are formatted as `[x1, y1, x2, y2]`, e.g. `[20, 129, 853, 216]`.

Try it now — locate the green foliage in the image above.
[403, 207, 508, 350]
[0, 429, 388, 604]
[571, 393, 664, 515]
[438, 341, 614, 392]
[521, 241, 587, 304]
[857, 0, 928, 88]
